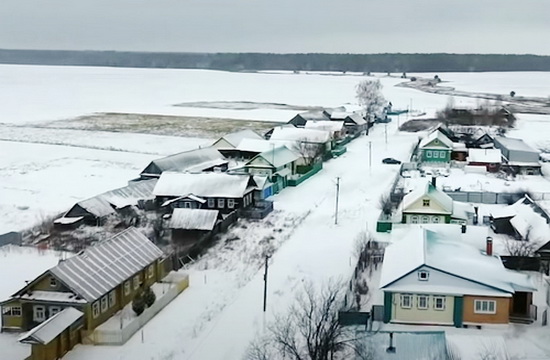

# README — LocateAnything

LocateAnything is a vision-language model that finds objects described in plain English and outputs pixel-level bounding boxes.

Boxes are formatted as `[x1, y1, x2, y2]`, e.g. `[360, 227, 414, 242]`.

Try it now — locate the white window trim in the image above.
[417, 295, 428, 310]
[207, 198, 215, 208]
[227, 199, 235, 209]
[109, 291, 116, 308]
[434, 296, 446, 311]
[418, 271, 429, 281]
[148, 264, 155, 279]
[422, 199, 430, 207]
[49, 306, 61, 317]
[133, 275, 140, 290]
[426, 150, 432, 158]
[50, 277, 58, 288]
[433, 151, 439, 158]
[92, 302, 100, 319]
[124, 281, 131, 296]
[33, 305, 46, 322]
[433, 216, 440, 223]
[411, 215, 418, 224]
[474, 299, 496, 314]
[422, 216, 429, 224]
[400, 294, 412, 309]
[101, 296, 108, 313]
[218, 198, 225, 208]
[3, 306, 22, 316]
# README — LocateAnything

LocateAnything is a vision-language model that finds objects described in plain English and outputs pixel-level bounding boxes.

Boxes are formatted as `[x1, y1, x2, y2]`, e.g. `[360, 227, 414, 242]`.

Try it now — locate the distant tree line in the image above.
[1, 49, 550, 72]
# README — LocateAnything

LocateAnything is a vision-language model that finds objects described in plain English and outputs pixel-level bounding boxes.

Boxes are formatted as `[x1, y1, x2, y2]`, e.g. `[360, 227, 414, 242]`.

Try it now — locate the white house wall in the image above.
[405, 197, 450, 215]
[391, 293, 454, 325]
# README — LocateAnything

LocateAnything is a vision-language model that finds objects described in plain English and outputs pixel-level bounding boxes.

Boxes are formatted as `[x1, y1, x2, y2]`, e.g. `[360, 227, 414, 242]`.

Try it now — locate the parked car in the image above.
[382, 158, 401, 164]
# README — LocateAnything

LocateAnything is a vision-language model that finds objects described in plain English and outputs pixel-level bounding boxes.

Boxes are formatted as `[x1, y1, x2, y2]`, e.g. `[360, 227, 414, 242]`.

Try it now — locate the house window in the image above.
[3, 306, 22, 316]
[426, 150, 432, 158]
[49, 306, 61, 317]
[33, 305, 46, 322]
[422, 199, 430, 207]
[124, 281, 131, 296]
[184, 202, 191, 208]
[207, 198, 215, 208]
[422, 216, 429, 224]
[50, 277, 58, 288]
[109, 291, 116, 308]
[218, 198, 225, 208]
[434, 296, 446, 310]
[418, 270, 429, 281]
[474, 299, 496, 314]
[417, 295, 428, 310]
[92, 302, 100, 319]
[101, 296, 108, 313]
[133, 275, 140, 290]
[411, 216, 418, 224]
[400, 294, 412, 309]
[228, 199, 235, 209]
[433, 151, 439, 159]
[433, 216, 440, 223]
[148, 264, 155, 279]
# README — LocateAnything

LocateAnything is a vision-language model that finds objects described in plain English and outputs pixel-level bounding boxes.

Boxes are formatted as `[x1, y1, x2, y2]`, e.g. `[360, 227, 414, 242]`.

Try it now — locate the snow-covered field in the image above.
[1, 65, 550, 359]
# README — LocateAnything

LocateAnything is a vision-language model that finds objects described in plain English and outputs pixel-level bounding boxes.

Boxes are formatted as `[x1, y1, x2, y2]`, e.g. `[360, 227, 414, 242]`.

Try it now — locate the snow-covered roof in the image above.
[63, 179, 158, 218]
[253, 175, 271, 189]
[19, 307, 83, 345]
[344, 113, 367, 125]
[153, 172, 254, 198]
[402, 182, 453, 213]
[468, 148, 502, 163]
[494, 137, 539, 153]
[419, 130, 453, 149]
[329, 111, 350, 120]
[379, 228, 536, 295]
[161, 194, 206, 207]
[140, 147, 227, 176]
[493, 196, 550, 244]
[38, 228, 163, 302]
[304, 120, 345, 133]
[249, 146, 301, 169]
[19, 290, 87, 304]
[294, 111, 331, 122]
[169, 208, 219, 231]
[236, 138, 273, 153]
[215, 130, 264, 148]
[270, 126, 330, 144]
[364, 331, 448, 360]
[53, 216, 83, 225]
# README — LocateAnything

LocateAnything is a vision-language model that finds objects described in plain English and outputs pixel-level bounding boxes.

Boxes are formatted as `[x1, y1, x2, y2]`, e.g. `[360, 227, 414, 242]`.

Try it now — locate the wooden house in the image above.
[418, 131, 453, 163]
[55, 179, 158, 227]
[400, 181, 474, 225]
[287, 111, 330, 127]
[211, 130, 265, 157]
[330, 112, 367, 135]
[380, 228, 537, 327]
[153, 172, 257, 214]
[169, 208, 220, 250]
[244, 145, 301, 192]
[304, 120, 345, 140]
[493, 137, 541, 175]
[269, 126, 332, 161]
[140, 147, 228, 180]
[1, 228, 167, 360]
[467, 148, 502, 172]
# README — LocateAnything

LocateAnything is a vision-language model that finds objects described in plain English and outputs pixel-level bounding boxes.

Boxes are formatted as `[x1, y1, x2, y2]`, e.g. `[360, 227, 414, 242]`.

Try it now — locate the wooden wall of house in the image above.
[32, 274, 71, 293]
[462, 296, 510, 324]
[1, 299, 23, 330]
[172, 229, 208, 246]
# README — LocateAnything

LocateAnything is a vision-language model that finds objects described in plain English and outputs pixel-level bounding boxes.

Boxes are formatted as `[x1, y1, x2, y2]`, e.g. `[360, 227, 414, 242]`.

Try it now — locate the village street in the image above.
[64, 118, 419, 360]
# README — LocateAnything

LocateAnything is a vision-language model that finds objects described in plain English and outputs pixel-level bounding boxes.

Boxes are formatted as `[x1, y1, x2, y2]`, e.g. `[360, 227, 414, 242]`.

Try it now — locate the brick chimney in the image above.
[486, 236, 493, 256]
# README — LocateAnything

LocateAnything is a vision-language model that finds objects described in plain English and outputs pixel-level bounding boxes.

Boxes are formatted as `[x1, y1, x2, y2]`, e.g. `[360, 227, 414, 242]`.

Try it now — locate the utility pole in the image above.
[368, 141, 372, 172]
[384, 124, 388, 147]
[335, 177, 340, 225]
[263, 255, 270, 312]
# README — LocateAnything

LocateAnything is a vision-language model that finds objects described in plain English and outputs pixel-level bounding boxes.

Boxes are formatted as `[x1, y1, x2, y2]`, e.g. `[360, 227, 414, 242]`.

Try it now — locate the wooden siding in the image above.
[1, 299, 23, 329]
[32, 273, 72, 293]
[391, 293, 454, 325]
[462, 295, 510, 324]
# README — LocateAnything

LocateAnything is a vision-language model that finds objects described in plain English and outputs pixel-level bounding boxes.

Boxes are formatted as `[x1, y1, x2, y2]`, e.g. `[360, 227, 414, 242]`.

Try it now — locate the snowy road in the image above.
[64, 119, 419, 360]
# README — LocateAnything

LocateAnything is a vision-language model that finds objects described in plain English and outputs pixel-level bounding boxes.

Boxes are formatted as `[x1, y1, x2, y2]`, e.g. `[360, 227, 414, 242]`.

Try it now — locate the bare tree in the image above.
[245, 280, 370, 360]
[378, 194, 393, 216]
[504, 227, 538, 257]
[293, 139, 325, 166]
[356, 79, 386, 120]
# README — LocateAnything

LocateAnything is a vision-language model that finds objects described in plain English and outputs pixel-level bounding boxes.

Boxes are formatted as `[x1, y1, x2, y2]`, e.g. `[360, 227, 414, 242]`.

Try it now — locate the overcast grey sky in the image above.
[1, 0, 549, 54]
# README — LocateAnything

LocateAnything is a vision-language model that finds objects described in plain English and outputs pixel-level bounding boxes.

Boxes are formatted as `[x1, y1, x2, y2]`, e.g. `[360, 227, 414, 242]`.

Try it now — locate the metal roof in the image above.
[169, 208, 219, 230]
[140, 147, 227, 176]
[402, 182, 453, 213]
[49, 227, 163, 302]
[467, 148, 502, 163]
[19, 307, 83, 345]
[419, 130, 453, 149]
[248, 145, 300, 168]
[215, 130, 264, 148]
[305, 120, 345, 133]
[494, 137, 539, 153]
[153, 172, 255, 198]
[270, 126, 330, 144]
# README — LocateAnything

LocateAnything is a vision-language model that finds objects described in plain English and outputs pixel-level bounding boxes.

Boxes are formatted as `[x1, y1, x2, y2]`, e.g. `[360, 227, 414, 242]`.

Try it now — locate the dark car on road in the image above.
[382, 158, 401, 164]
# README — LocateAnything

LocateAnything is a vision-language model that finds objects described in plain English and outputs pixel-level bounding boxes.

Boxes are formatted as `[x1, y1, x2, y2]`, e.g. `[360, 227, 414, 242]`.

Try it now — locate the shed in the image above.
[140, 147, 227, 179]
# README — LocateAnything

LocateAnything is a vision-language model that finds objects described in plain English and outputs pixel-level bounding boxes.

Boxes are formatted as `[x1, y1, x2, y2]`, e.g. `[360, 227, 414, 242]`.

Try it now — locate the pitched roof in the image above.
[419, 130, 453, 149]
[270, 126, 330, 144]
[248, 145, 300, 168]
[214, 130, 264, 148]
[365, 331, 448, 360]
[304, 120, 345, 133]
[153, 172, 255, 198]
[294, 111, 331, 122]
[19, 307, 83, 345]
[494, 137, 539, 153]
[46, 228, 163, 302]
[332, 112, 367, 125]
[468, 148, 502, 163]
[493, 196, 550, 244]
[380, 228, 536, 295]
[402, 182, 453, 213]
[62, 179, 158, 219]
[169, 208, 219, 230]
[140, 147, 227, 176]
